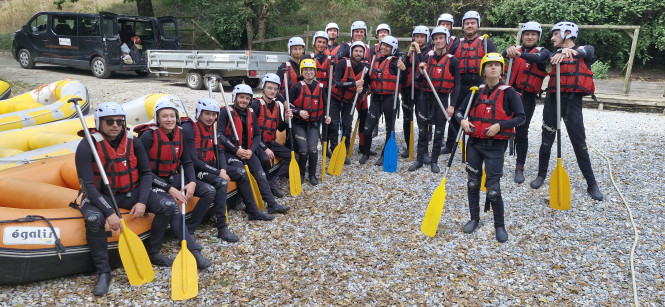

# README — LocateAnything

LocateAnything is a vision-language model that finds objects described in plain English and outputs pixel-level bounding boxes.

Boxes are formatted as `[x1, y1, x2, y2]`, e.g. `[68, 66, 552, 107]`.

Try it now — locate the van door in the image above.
[76, 14, 102, 68]
[100, 12, 122, 68]
[156, 17, 180, 50]
[22, 13, 50, 62]
[49, 14, 79, 65]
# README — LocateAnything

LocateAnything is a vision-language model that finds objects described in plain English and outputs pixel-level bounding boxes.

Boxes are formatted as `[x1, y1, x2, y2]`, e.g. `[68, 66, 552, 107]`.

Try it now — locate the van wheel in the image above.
[203, 73, 221, 92]
[186, 71, 204, 90]
[91, 57, 111, 79]
[18, 49, 35, 69]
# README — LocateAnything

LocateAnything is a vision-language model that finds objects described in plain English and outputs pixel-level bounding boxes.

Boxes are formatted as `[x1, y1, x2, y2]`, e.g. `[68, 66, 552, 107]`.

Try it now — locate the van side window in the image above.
[161, 22, 177, 39]
[29, 14, 48, 33]
[52, 16, 76, 36]
[101, 17, 116, 39]
[78, 16, 100, 36]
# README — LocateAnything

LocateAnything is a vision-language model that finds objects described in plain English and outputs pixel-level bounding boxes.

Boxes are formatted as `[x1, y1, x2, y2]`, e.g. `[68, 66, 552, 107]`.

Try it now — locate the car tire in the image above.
[18, 49, 35, 69]
[186, 70, 204, 90]
[203, 72, 221, 92]
[91, 57, 112, 79]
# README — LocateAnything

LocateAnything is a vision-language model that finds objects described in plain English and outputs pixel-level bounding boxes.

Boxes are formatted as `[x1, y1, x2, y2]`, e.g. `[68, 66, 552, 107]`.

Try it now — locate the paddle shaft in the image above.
[445, 87, 478, 169]
[283, 70, 296, 149]
[411, 54, 415, 100]
[180, 167, 186, 240]
[392, 54, 404, 122]
[556, 62, 561, 158]
[505, 57, 514, 84]
[421, 69, 453, 121]
[350, 60, 373, 117]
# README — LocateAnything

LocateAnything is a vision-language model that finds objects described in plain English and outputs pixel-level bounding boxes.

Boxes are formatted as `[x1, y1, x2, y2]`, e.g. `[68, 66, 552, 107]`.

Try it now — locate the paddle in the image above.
[505, 57, 515, 156]
[421, 69, 456, 125]
[70, 97, 155, 286]
[283, 71, 302, 196]
[347, 65, 370, 158]
[421, 86, 479, 237]
[218, 83, 265, 210]
[171, 167, 198, 301]
[549, 62, 571, 210]
[321, 56, 334, 182]
[383, 53, 405, 172]
[209, 77, 229, 223]
[409, 53, 415, 161]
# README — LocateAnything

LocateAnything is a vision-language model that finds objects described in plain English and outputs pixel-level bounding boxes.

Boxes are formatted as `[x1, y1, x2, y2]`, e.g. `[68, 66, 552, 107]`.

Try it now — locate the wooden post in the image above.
[623, 27, 639, 95]
[305, 25, 310, 52]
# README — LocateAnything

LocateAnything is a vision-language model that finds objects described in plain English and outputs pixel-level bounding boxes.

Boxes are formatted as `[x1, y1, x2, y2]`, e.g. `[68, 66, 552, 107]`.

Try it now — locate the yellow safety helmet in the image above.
[479, 52, 505, 76]
[300, 58, 316, 74]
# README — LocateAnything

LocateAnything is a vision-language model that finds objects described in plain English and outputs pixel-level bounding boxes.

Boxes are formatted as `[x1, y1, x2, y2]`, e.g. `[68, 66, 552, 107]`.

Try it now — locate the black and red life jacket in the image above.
[346, 41, 371, 61]
[293, 81, 325, 122]
[423, 51, 455, 93]
[454, 36, 486, 74]
[222, 106, 255, 150]
[331, 58, 363, 102]
[255, 97, 282, 143]
[310, 53, 332, 88]
[326, 43, 341, 57]
[183, 118, 216, 167]
[370, 56, 398, 95]
[147, 126, 183, 177]
[468, 84, 514, 140]
[547, 53, 595, 96]
[92, 130, 139, 194]
[506, 46, 548, 94]
[280, 61, 300, 97]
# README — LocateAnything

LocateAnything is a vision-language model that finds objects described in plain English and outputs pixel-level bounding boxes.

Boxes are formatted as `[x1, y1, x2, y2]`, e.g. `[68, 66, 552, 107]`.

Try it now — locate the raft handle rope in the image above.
[587, 140, 639, 307]
[0, 215, 66, 260]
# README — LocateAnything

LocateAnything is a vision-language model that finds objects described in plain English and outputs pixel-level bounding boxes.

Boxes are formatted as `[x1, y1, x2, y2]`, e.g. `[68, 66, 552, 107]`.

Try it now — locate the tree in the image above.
[54, 0, 155, 17]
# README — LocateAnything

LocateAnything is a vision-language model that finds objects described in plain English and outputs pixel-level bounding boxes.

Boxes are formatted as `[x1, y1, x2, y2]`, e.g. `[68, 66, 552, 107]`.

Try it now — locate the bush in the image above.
[0, 32, 13, 51]
[591, 60, 609, 79]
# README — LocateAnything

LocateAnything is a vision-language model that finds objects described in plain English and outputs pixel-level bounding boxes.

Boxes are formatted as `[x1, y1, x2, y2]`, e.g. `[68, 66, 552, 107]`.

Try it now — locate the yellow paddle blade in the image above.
[347, 121, 359, 158]
[421, 177, 447, 237]
[322, 141, 328, 182]
[118, 219, 155, 286]
[549, 158, 571, 210]
[408, 121, 414, 160]
[171, 240, 198, 301]
[480, 166, 487, 192]
[245, 164, 264, 211]
[289, 151, 302, 196]
[328, 137, 347, 176]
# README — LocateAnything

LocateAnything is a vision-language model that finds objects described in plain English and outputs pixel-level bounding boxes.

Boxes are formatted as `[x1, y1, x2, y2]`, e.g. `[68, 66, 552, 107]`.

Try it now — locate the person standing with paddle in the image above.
[410, 26, 460, 173]
[276, 37, 306, 99]
[75, 102, 210, 296]
[502, 21, 550, 184]
[456, 53, 525, 243]
[529, 21, 603, 201]
[325, 22, 341, 57]
[251, 73, 293, 198]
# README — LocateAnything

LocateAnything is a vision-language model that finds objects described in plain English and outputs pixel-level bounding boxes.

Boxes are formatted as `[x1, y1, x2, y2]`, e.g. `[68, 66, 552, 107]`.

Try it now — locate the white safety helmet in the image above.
[552, 21, 579, 40]
[375, 23, 391, 38]
[325, 22, 339, 33]
[261, 73, 281, 90]
[462, 10, 481, 27]
[94, 102, 125, 129]
[312, 31, 329, 46]
[430, 26, 451, 44]
[154, 101, 181, 126]
[437, 13, 455, 27]
[287, 36, 305, 55]
[412, 25, 431, 41]
[350, 20, 367, 37]
[232, 84, 253, 103]
[349, 40, 366, 58]
[520, 21, 542, 42]
[195, 98, 219, 120]
[381, 35, 399, 55]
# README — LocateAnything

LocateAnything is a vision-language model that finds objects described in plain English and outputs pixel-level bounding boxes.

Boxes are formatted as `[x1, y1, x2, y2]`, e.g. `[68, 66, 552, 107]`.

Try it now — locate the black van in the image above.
[11, 11, 180, 78]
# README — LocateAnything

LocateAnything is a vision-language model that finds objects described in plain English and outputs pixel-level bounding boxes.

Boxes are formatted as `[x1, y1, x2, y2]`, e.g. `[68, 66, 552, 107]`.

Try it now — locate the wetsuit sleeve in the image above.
[521, 47, 550, 72]
[289, 84, 302, 114]
[575, 45, 596, 68]
[132, 138, 153, 205]
[181, 140, 196, 184]
[447, 39, 459, 55]
[249, 112, 261, 152]
[217, 110, 239, 154]
[333, 60, 355, 89]
[335, 43, 348, 61]
[449, 58, 461, 107]
[139, 131, 173, 192]
[486, 38, 497, 53]
[499, 88, 526, 129]
[75, 140, 116, 218]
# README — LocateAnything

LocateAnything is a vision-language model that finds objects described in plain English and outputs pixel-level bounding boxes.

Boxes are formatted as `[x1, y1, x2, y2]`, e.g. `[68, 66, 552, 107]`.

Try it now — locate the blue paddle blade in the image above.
[383, 131, 398, 173]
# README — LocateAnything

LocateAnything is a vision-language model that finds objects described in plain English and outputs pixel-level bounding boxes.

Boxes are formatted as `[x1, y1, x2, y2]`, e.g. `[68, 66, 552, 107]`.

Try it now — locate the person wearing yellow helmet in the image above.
[456, 52, 525, 243]
[288, 58, 332, 185]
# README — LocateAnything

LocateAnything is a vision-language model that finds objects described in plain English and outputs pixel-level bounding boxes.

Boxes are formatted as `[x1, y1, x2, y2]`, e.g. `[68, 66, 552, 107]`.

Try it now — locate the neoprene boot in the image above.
[408, 161, 423, 171]
[217, 227, 239, 243]
[587, 183, 604, 201]
[93, 273, 111, 296]
[269, 176, 284, 198]
[495, 226, 508, 243]
[431, 162, 440, 173]
[514, 164, 525, 184]
[308, 154, 318, 185]
[149, 252, 173, 267]
[530, 176, 545, 189]
[463, 219, 482, 234]
[191, 250, 213, 270]
[248, 211, 274, 221]
[359, 154, 370, 164]
[267, 202, 290, 214]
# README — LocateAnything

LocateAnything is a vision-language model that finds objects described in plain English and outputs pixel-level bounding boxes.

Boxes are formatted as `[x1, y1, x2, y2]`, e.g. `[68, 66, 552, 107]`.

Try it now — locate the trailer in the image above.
[146, 49, 290, 90]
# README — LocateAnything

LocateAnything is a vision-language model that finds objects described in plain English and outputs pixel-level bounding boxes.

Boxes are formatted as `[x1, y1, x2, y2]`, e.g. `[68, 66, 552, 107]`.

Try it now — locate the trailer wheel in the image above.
[186, 71, 204, 90]
[245, 78, 260, 89]
[228, 79, 241, 87]
[203, 73, 221, 92]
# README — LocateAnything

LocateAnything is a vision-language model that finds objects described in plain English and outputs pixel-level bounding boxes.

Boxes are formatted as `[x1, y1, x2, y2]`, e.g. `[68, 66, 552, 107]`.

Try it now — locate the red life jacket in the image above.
[331, 58, 362, 102]
[424, 51, 455, 93]
[310, 53, 332, 88]
[293, 81, 325, 122]
[326, 43, 341, 57]
[280, 61, 299, 97]
[184, 118, 216, 166]
[147, 126, 183, 177]
[468, 84, 514, 140]
[92, 131, 139, 194]
[256, 97, 282, 143]
[222, 106, 255, 150]
[370, 56, 398, 95]
[506, 46, 548, 94]
[547, 54, 595, 95]
[454, 36, 486, 74]
[346, 41, 371, 61]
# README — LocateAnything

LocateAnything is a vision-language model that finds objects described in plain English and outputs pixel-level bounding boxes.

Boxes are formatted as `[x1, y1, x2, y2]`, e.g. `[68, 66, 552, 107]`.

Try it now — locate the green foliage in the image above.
[0, 32, 13, 51]
[385, 0, 493, 37]
[591, 60, 609, 79]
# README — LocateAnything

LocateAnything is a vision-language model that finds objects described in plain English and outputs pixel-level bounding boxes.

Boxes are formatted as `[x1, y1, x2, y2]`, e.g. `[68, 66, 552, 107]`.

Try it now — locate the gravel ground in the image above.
[1, 53, 664, 306]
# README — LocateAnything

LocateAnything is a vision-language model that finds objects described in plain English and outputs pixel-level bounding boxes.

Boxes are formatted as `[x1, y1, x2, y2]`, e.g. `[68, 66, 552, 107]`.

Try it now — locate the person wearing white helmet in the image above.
[370, 23, 401, 59]
[410, 26, 461, 173]
[436, 13, 459, 55]
[288, 59, 331, 185]
[250, 73, 294, 198]
[335, 20, 371, 62]
[330, 40, 370, 164]
[325, 22, 341, 56]
[76, 102, 211, 296]
[305, 31, 333, 89]
[361, 35, 407, 166]
[456, 53, 525, 243]
[218, 84, 291, 216]
[530, 21, 603, 201]
[276, 36, 306, 98]
[502, 21, 550, 184]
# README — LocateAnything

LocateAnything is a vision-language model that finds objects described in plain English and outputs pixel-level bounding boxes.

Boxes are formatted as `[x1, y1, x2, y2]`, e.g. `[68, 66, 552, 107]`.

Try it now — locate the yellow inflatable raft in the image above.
[0, 80, 10, 100]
